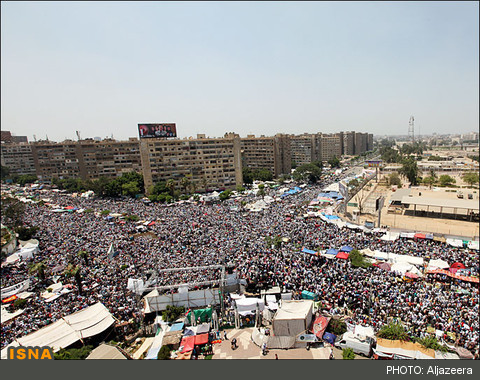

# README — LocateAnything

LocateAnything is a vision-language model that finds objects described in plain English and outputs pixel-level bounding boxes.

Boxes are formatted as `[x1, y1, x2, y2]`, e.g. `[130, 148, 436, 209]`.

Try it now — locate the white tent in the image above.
[446, 238, 463, 248]
[2, 302, 115, 355]
[427, 259, 450, 271]
[467, 241, 479, 251]
[235, 297, 265, 316]
[272, 300, 313, 337]
[374, 250, 389, 261]
[360, 248, 375, 257]
[86, 344, 128, 360]
[127, 278, 145, 295]
[389, 253, 424, 266]
[380, 232, 400, 241]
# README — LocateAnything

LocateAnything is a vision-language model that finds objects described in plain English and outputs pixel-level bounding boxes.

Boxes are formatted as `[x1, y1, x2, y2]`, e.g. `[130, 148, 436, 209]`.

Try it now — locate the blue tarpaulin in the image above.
[169, 322, 184, 332]
[301, 248, 317, 255]
[339, 246, 353, 252]
[323, 332, 336, 344]
[322, 214, 340, 220]
[326, 248, 339, 256]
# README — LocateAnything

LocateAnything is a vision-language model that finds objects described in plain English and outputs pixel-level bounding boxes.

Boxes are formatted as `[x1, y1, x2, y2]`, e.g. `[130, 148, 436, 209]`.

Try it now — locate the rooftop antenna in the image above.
[76, 130, 81, 141]
[33, 134, 37, 142]
[408, 116, 415, 142]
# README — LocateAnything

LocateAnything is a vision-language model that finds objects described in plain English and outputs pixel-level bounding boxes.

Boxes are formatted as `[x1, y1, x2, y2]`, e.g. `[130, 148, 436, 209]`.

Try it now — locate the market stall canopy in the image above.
[339, 245, 353, 252]
[450, 262, 466, 269]
[336, 252, 349, 260]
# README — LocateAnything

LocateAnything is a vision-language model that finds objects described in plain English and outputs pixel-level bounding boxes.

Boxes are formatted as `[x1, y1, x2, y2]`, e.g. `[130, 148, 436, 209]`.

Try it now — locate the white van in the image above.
[335, 331, 373, 357]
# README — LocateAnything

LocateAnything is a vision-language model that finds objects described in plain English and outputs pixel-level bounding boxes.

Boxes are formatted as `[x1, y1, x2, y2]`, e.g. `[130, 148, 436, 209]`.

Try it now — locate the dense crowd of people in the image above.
[1, 175, 479, 357]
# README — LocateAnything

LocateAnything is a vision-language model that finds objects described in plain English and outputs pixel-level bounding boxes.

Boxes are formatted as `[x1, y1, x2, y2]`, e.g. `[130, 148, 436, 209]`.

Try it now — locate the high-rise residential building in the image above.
[77, 138, 142, 180]
[240, 134, 291, 177]
[320, 133, 342, 161]
[290, 133, 320, 166]
[29, 139, 142, 182]
[31, 140, 82, 181]
[367, 134, 374, 151]
[343, 131, 356, 156]
[139, 133, 242, 193]
[0, 143, 36, 176]
[1, 131, 28, 144]
[354, 132, 368, 155]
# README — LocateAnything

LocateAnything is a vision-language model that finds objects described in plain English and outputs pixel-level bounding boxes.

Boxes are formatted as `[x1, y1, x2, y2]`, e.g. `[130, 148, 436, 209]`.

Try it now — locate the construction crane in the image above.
[408, 116, 415, 142]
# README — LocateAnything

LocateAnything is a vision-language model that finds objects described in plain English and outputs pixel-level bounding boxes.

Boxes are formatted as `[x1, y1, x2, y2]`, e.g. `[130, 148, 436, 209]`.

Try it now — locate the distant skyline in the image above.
[1, 1, 478, 142]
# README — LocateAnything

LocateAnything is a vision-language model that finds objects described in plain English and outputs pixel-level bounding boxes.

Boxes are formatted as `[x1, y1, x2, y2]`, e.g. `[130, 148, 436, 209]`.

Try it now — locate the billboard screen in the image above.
[366, 160, 383, 168]
[138, 123, 177, 138]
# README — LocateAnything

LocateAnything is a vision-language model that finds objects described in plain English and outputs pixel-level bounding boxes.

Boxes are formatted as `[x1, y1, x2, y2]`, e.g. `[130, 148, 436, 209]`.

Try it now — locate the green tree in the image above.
[349, 249, 371, 268]
[342, 348, 355, 360]
[291, 160, 297, 169]
[78, 250, 89, 266]
[1, 165, 11, 180]
[157, 345, 171, 360]
[388, 173, 402, 187]
[236, 185, 246, 193]
[438, 175, 456, 187]
[293, 164, 322, 183]
[54, 346, 93, 360]
[180, 176, 192, 195]
[399, 157, 419, 185]
[219, 190, 232, 201]
[311, 160, 323, 170]
[162, 305, 185, 323]
[254, 168, 273, 182]
[415, 336, 449, 353]
[13, 298, 27, 310]
[15, 225, 39, 241]
[422, 176, 436, 189]
[104, 179, 122, 197]
[328, 156, 341, 168]
[1, 197, 26, 227]
[28, 261, 47, 282]
[242, 167, 254, 185]
[17, 174, 37, 186]
[462, 172, 479, 188]
[121, 181, 140, 197]
[327, 319, 347, 336]
[166, 179, 175, 196]
[377, 321, 410, 341]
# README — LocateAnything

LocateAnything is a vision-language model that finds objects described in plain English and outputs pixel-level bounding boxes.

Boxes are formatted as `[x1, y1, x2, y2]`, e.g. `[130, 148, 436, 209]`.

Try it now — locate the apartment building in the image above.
[290, 133, 320, 166]
[343, 131, 356, 156]
[319, 133, 342, 161]
[240, 134, 291, 177]
[29, 139, 142, 182]
[139, 133, 242, 193]
[0, 143, 36, 176]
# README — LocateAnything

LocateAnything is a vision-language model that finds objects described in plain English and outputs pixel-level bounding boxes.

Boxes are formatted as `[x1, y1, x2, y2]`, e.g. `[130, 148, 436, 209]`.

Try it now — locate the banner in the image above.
[138, 123, 177, 138]
[127, 279, 145, 295]
[1, 280, 30, 300]
[312, 316, 331, 338]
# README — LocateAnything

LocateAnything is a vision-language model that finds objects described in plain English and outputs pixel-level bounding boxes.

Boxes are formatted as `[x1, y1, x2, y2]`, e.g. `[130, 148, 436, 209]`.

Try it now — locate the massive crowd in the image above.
[1, 174, 479, 357]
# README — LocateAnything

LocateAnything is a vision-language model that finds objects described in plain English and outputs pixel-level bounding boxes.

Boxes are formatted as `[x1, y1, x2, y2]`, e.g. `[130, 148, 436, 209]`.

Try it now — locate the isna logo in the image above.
[8, 346, 54, 360]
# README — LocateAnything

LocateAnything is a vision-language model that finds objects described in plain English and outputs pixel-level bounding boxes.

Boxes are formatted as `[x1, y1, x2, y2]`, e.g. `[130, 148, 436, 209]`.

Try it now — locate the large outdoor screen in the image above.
[138, 123, 177, 138]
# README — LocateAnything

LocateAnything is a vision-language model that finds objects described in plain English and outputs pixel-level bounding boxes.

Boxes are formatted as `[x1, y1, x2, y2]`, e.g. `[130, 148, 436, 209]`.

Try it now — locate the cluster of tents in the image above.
[3, 239, 40, 265]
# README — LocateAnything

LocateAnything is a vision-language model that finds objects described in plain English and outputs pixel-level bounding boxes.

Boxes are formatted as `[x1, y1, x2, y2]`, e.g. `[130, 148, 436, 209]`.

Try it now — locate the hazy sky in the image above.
[1, 1, 478, 142]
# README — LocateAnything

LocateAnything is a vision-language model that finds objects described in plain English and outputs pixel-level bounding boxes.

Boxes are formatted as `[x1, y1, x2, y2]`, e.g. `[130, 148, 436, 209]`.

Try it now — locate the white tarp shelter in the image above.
[2, 302, 115, 355]
[144, 288, 220, 313]
[427, 259, 450, 271]
[235, 297, 265, 316]
[446, 238, 463, 248]
[272, 300, 313, 337]
[380, 232, 400, 241]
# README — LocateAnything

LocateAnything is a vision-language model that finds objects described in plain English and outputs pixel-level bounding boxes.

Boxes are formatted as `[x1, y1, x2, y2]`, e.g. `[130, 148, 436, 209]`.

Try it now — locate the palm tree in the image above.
[189, 181, 197, 195]
[78, 250, 89, 266]
[166, 179, 175, 196]
[64, 264, 83, 295]
[180, 176, 191, 195]
[28, 261, 47, 282]
[201, 177, 209, 193]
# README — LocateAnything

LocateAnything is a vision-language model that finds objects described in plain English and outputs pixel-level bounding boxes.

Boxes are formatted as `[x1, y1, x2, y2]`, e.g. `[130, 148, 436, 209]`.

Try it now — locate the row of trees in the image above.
[53, 171, 145, 198]
[242, 167, 273, 184]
